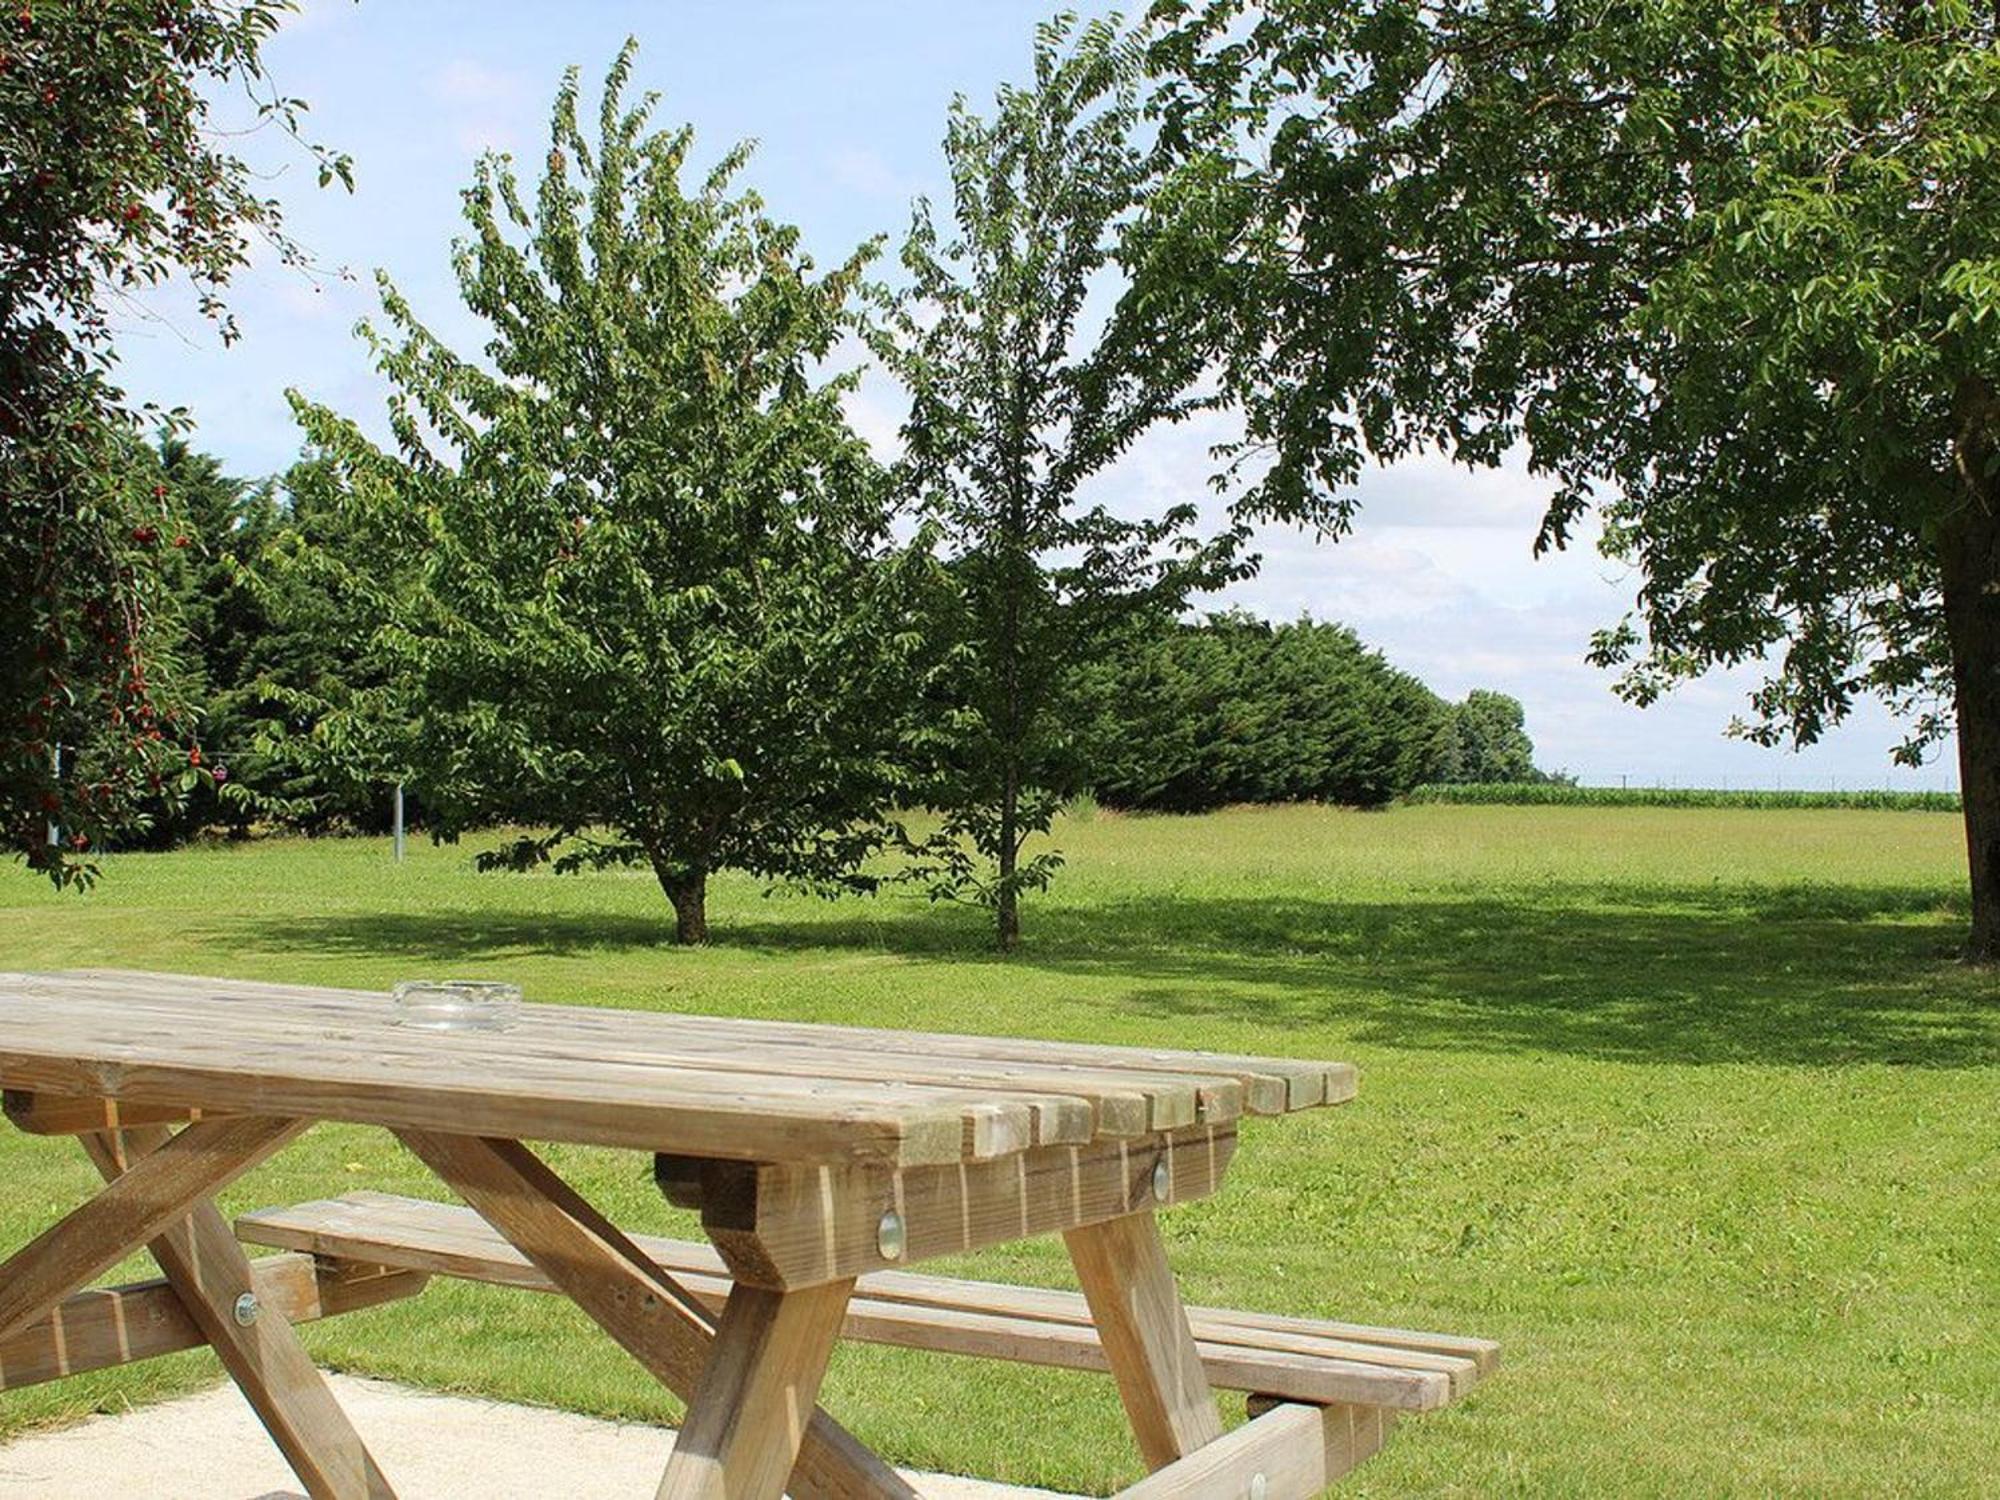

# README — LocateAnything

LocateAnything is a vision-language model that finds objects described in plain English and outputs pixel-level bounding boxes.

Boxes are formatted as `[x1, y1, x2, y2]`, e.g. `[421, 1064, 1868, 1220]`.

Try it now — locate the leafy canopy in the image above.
[290, 44, 925, 942]
[1151, 0, 2000, 755]
[2, 0, 348, 884]
[881, 12, 1245, 946]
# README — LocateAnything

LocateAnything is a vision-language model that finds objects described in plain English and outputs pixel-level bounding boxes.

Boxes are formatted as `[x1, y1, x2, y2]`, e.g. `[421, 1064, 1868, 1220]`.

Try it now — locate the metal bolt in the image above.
[877, 1208, 906, 1262]
[1248, 1472, 1267, 1500]
[232, 1292, 260, 1327]
[1152, 1156, 1171, 1202]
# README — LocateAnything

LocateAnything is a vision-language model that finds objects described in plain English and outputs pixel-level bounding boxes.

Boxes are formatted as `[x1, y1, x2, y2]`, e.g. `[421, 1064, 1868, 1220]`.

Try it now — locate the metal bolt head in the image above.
[1248, 1472, 1268, 1500]
[232, 1292, 260, 1327]
[1152, 1156, 1171, 1202]
[877, 1208, 906, 1261]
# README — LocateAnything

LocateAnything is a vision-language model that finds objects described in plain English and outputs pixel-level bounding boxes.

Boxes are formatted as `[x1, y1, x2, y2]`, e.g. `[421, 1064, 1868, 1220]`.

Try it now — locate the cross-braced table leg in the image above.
[0, 1116, 397, 1500]
[1065, 1209, 1225, 1471]
[657, 1278, 856, 1500]
[396, 1130, 914, 1500]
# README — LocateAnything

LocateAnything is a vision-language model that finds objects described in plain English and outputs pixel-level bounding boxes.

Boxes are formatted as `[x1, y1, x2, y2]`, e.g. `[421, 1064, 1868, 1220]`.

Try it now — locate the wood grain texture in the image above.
[4, 971, 1350, 1169]
[697, 1125, 1239, 1289]
[394, 1131, 914, 1500]
[0, 1252, 426, 1392]
[1066, 1211, 1225, 1470]
[238, 1191, 1485, 1410]
[0, 1114, 304, 1344]
[82, 1125, 400, 1500]
[656, 1280, 855, 1500]
[1113, 1402, 1394, 1500]
[3, 1089, 216, 1135]
[63, 969, 1341, 1111]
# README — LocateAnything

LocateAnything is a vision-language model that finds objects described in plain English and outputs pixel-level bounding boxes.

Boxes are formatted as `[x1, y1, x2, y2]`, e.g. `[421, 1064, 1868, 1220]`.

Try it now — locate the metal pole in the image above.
[392, 782, 405, 863]
[46, 743, 60, 848]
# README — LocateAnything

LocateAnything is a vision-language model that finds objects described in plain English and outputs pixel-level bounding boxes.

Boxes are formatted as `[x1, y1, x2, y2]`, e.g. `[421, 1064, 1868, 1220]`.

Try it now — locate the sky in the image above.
[110, 0, 1957, 791]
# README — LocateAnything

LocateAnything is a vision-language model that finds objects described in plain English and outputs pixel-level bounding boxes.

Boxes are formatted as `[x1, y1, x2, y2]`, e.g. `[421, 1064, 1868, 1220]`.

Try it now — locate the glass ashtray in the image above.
[390, 980, 522, 1033]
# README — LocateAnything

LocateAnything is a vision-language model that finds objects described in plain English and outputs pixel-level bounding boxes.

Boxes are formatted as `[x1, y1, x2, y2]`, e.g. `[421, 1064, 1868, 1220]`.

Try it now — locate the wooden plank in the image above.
[41, 969, 1342, 1118]
[84, 1126, 399, 1500]
[656, 1280, 855, 1500]
[697, 1125, 1238, 1289]
[0, 1115, 305, 1345]
[3, 1089, 216, 1135]
[0, 978, 1126, 1166]
[1114, 1402, 1394, 1500]
[0, 1253, 427, 1392]
[237, 1192, 1473, 1410]
[16, 975, 1200, 1143]
[394, 1131, 915, 1500]
[1065, 1211, 1224, 1470]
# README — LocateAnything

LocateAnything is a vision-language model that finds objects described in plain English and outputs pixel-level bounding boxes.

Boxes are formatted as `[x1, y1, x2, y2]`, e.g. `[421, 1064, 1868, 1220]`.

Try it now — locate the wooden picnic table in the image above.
[0, 969, 1490, 1499]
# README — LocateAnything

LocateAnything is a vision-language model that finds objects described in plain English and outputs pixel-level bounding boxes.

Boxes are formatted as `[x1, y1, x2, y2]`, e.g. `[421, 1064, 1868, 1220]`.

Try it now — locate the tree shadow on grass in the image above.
[216, 878, 1999, 1070]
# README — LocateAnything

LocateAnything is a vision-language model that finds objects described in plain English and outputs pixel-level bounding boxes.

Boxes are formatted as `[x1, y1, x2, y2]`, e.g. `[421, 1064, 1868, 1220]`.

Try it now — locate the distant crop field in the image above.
[1, 802, 1994, 1496]
[1407, 781, 1962, 812]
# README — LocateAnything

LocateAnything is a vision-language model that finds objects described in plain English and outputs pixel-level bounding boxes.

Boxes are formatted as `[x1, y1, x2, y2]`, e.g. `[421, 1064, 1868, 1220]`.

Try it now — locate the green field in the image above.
[2, 805, 1996, 1495]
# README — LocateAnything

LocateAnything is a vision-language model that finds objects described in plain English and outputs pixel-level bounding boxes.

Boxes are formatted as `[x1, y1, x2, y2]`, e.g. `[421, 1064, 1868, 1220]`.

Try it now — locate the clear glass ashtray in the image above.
[390, 980, 522, 1033]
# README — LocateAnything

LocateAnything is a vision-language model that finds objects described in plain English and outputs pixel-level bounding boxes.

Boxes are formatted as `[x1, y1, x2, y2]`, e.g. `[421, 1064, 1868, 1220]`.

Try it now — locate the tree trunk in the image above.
[1937, 478, 2000, 963]
[650, 857, 709, 946]
[996, 765, 1021, 952]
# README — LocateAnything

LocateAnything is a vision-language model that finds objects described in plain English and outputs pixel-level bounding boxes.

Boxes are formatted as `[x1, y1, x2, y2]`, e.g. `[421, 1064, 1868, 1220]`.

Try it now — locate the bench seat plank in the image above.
[238, 1193, 1496, 1413]
[0, 1252, 426, 1393]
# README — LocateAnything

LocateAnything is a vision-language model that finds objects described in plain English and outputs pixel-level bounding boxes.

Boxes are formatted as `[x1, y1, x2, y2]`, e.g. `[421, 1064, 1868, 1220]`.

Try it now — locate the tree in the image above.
[1444, 690, 1538, 786]
[1, 0, 348, 883]
[243, 454, 414, 835]
[131, 435, 273, 843]
[1079, 611, 1453, 809]
[291, 46, 926, 944]
[881, 14, 1243, 948]
[1153, 1, 2000, 953]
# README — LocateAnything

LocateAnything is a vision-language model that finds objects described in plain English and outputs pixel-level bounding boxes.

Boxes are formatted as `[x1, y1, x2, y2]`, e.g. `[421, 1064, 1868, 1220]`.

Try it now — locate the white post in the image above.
[46, 743, 60, 848]
[392, 783, 406, 863]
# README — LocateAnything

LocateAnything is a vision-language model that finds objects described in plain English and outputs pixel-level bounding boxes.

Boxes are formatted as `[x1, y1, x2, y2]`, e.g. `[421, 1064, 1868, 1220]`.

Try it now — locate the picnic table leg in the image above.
[1065, 1209, 1226, 1471]
[396, 1130, 914, 1500]
[656, 1278, 856, 1500]
[0, 1113, 305, 1343]
[83, 1125, 399, 1500]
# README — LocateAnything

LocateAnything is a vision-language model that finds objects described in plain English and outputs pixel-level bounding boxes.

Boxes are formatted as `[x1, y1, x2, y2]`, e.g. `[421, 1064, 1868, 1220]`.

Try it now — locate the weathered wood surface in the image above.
[0, 1252, 425, 1392]
[84, 1125, 400, 1500]
[696, 1125, 1238, 1287]
[656, 1280, 856, 1500]
[1113, 1402, 1394, 1500]
[0, 970, 1352, 1167]
[3, 1088, 213, 1135]
[0, 1114, 304, 1345]
[393, 1131, 914, 1500]
[1066, 1211, 1225, 1468]
[239, 1191, 1493, 1410]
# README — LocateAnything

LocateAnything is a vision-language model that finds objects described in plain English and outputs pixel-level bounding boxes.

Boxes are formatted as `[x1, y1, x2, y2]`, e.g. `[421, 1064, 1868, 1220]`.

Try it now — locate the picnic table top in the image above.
[0, 969, 1353, 1167]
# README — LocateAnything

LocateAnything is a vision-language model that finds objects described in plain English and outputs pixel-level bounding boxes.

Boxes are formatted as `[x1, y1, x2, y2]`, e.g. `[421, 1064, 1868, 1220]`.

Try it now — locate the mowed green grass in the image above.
[1, 804, 1996, 1496]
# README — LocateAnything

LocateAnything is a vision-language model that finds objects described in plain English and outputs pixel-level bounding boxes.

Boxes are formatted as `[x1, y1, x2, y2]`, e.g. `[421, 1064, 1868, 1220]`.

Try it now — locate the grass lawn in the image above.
[1, 803, 1996, 1495]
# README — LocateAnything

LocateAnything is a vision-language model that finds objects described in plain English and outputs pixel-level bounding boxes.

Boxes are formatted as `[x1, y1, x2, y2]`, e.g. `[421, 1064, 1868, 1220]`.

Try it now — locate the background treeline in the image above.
[137, 446, 1553, 843]
[1077, 613, 1554, 812]
[1408, 784, 1958, 812]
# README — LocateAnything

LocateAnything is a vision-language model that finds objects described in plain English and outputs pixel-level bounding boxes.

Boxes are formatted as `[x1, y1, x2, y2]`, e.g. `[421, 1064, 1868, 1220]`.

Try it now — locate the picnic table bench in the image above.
[0, 969, 1496, 1498]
